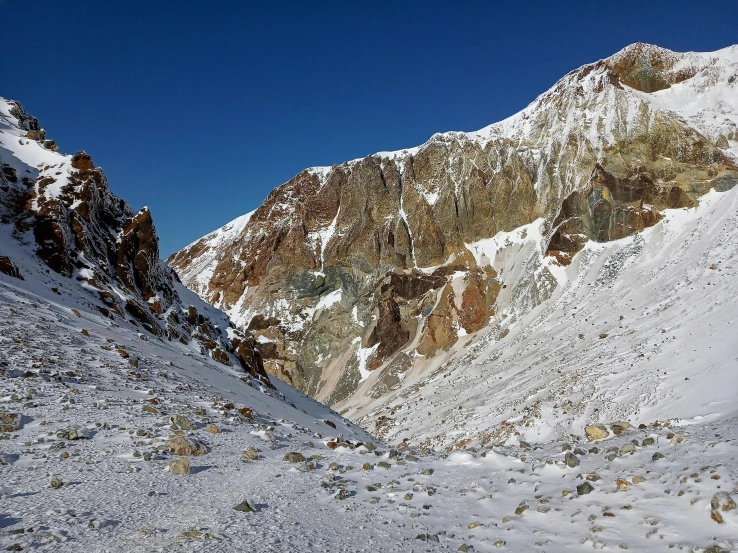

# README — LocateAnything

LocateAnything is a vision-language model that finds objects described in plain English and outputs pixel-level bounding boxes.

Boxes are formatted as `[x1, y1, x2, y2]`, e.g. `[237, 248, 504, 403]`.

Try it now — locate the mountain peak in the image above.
[601, 42, 726, 93]
[609, 41, 677, 61]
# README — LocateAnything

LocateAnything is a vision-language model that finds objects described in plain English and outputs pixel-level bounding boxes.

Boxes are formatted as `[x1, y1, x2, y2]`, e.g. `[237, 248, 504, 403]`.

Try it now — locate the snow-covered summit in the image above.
[296, 43, 738, 174]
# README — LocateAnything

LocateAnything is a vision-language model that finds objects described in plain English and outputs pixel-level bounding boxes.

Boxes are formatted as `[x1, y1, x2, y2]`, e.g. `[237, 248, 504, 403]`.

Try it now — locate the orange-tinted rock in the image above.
[417, 284, 459, 357]
[459, 269, 496, 334]
[211, 348, 230, 365]
[0, 256, 23, 280]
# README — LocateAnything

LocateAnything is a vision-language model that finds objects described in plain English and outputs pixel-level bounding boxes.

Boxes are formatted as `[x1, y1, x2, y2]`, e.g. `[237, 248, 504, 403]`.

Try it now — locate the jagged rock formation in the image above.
[0, 98, 272, 387]
[169, 43, 738, 408]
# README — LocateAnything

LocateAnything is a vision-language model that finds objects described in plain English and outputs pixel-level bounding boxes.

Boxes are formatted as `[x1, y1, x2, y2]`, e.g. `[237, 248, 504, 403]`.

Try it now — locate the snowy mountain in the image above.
[169, 42, 738, 420]
[2, 43, 738, 552]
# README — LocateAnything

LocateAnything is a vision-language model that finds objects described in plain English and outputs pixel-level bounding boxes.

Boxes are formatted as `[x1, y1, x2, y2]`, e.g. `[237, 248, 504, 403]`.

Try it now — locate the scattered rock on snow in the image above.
[616, 478, 631, 490]
[242, 447, 259, 461]
[166, 435, 207, 456]
[712, 492, 736, 511]
[282, 452, 306, 463]
[585, 425, 609, 441]
[234, 500, 255, 512]
[170, 414, 196, 430]
[611, 421, 632, 435]
[169, 458, 190, 475]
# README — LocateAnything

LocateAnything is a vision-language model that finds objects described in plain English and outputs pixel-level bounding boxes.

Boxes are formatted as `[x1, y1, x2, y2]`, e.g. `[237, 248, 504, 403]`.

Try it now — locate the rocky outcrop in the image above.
[0, 256, 22, 279]
[605, 42, 697, 93]
[169, 43, 738, 407]
[0, 98, 273, 388]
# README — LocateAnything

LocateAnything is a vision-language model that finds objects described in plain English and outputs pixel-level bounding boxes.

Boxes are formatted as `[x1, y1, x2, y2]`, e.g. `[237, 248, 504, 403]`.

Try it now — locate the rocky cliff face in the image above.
[168, 43, 738, 410]
[0, 98, 272, 387]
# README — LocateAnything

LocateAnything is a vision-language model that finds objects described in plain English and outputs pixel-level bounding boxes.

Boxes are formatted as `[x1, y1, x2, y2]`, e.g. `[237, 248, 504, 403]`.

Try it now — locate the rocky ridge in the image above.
[0, 98, 271, 386]
[168, 42, 738, 410]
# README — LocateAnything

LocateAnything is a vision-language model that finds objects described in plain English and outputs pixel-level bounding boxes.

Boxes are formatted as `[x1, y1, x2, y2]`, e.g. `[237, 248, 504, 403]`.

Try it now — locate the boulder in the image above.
[169, 458, 190, 475]
[0, 412, 20, 433]
[585, 425, 609, 441]
[282, 452, 306, 463]
[564, 452, 579, 468]
[234, 500, 255, 512]
[166, 435, 207, 456]
[170, 414, 196, 430]
[611, 421, 632, 435]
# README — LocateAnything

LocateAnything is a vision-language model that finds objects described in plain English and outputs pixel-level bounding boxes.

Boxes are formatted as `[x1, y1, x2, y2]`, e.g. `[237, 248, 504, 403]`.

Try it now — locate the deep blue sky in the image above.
[1, 1, 736, 257]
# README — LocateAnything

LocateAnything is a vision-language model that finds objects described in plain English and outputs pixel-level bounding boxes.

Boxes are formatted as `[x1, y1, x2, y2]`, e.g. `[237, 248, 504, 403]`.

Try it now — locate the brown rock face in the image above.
[605, 42, 696, 93]
[0, 256, 23, 280]
[416, 284, 459, 357]
[117, 207, 159, 301]
[33, 214, 73, 276]
[169, 43, 738, 407]
[366, 295, 410, 364]
[232, 335, 274, 388]
[458, 268, 498, 334]
[546, 144, 736, 263]
[70, 151, 95, 172]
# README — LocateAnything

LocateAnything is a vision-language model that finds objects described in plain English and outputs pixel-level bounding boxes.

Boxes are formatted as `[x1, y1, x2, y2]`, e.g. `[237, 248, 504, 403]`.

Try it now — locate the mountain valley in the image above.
[1, 42, 737, 552]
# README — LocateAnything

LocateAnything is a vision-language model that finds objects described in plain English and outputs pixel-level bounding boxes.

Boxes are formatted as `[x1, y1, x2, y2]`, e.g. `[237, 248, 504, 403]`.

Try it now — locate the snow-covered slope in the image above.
[344, 184, 738, 447]
[4, 234, 737, 552]
[2, 218, 738, 551]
